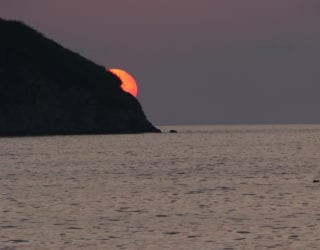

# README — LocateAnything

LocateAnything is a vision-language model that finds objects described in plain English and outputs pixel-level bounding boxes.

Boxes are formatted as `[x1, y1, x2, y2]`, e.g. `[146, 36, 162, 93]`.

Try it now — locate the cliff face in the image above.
[0, 18, 160, 135]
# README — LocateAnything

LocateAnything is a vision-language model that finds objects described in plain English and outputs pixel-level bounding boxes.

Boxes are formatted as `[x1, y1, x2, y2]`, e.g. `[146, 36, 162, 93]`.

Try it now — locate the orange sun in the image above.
[109, 68, 138, 97]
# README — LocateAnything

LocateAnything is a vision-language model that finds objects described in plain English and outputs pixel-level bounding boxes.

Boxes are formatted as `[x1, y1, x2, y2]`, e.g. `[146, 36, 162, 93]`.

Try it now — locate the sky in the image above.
[1, 0, 320, 125]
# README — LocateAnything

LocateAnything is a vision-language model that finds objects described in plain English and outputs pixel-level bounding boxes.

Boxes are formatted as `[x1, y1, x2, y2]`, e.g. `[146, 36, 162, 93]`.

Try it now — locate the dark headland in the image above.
[0, 18, 160, 136]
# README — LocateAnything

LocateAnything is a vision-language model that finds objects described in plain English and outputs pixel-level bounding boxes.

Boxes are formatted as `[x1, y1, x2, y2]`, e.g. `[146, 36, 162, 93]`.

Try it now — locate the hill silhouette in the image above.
[0, 18, 160, 136]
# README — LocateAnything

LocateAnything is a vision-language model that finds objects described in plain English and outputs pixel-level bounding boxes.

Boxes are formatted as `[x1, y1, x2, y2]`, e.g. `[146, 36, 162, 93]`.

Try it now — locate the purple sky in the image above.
[1, 0, 320, 125]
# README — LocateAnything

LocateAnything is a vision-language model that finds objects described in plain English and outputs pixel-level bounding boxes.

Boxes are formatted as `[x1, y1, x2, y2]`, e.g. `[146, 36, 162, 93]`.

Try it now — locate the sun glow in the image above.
[109, 68, 138, 97]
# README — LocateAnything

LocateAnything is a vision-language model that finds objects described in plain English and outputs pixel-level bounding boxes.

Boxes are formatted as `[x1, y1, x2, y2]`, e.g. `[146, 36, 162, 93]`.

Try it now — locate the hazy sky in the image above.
[1, 0, 320, 125]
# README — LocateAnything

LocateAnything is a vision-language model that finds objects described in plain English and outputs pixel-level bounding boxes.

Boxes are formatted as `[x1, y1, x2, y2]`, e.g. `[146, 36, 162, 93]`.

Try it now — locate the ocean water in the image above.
[1, 125, 320, 249]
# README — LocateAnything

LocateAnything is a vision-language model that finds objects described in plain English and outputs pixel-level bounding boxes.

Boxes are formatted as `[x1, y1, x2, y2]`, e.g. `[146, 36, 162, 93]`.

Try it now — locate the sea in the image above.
[1, 124, 320, 249]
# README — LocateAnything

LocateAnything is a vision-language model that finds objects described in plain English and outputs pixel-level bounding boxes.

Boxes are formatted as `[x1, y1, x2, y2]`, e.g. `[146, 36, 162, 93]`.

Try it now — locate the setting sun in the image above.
[109, 68, 138, 97]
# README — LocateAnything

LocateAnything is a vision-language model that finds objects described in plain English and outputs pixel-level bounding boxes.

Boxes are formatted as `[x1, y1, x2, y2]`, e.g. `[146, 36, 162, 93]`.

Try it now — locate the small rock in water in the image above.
[169, 130, 178, 133]
[313, 179, 319, 183]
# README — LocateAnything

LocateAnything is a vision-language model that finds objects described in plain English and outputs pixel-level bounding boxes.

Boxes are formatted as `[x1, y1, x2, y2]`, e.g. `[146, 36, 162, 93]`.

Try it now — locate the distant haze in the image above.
[1, 0, 320, 125]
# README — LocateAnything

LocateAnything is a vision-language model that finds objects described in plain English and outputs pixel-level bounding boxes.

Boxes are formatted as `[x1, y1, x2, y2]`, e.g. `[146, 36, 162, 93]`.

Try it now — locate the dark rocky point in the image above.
[0, 18, 160, 136]
[169, 130, 178, 133]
